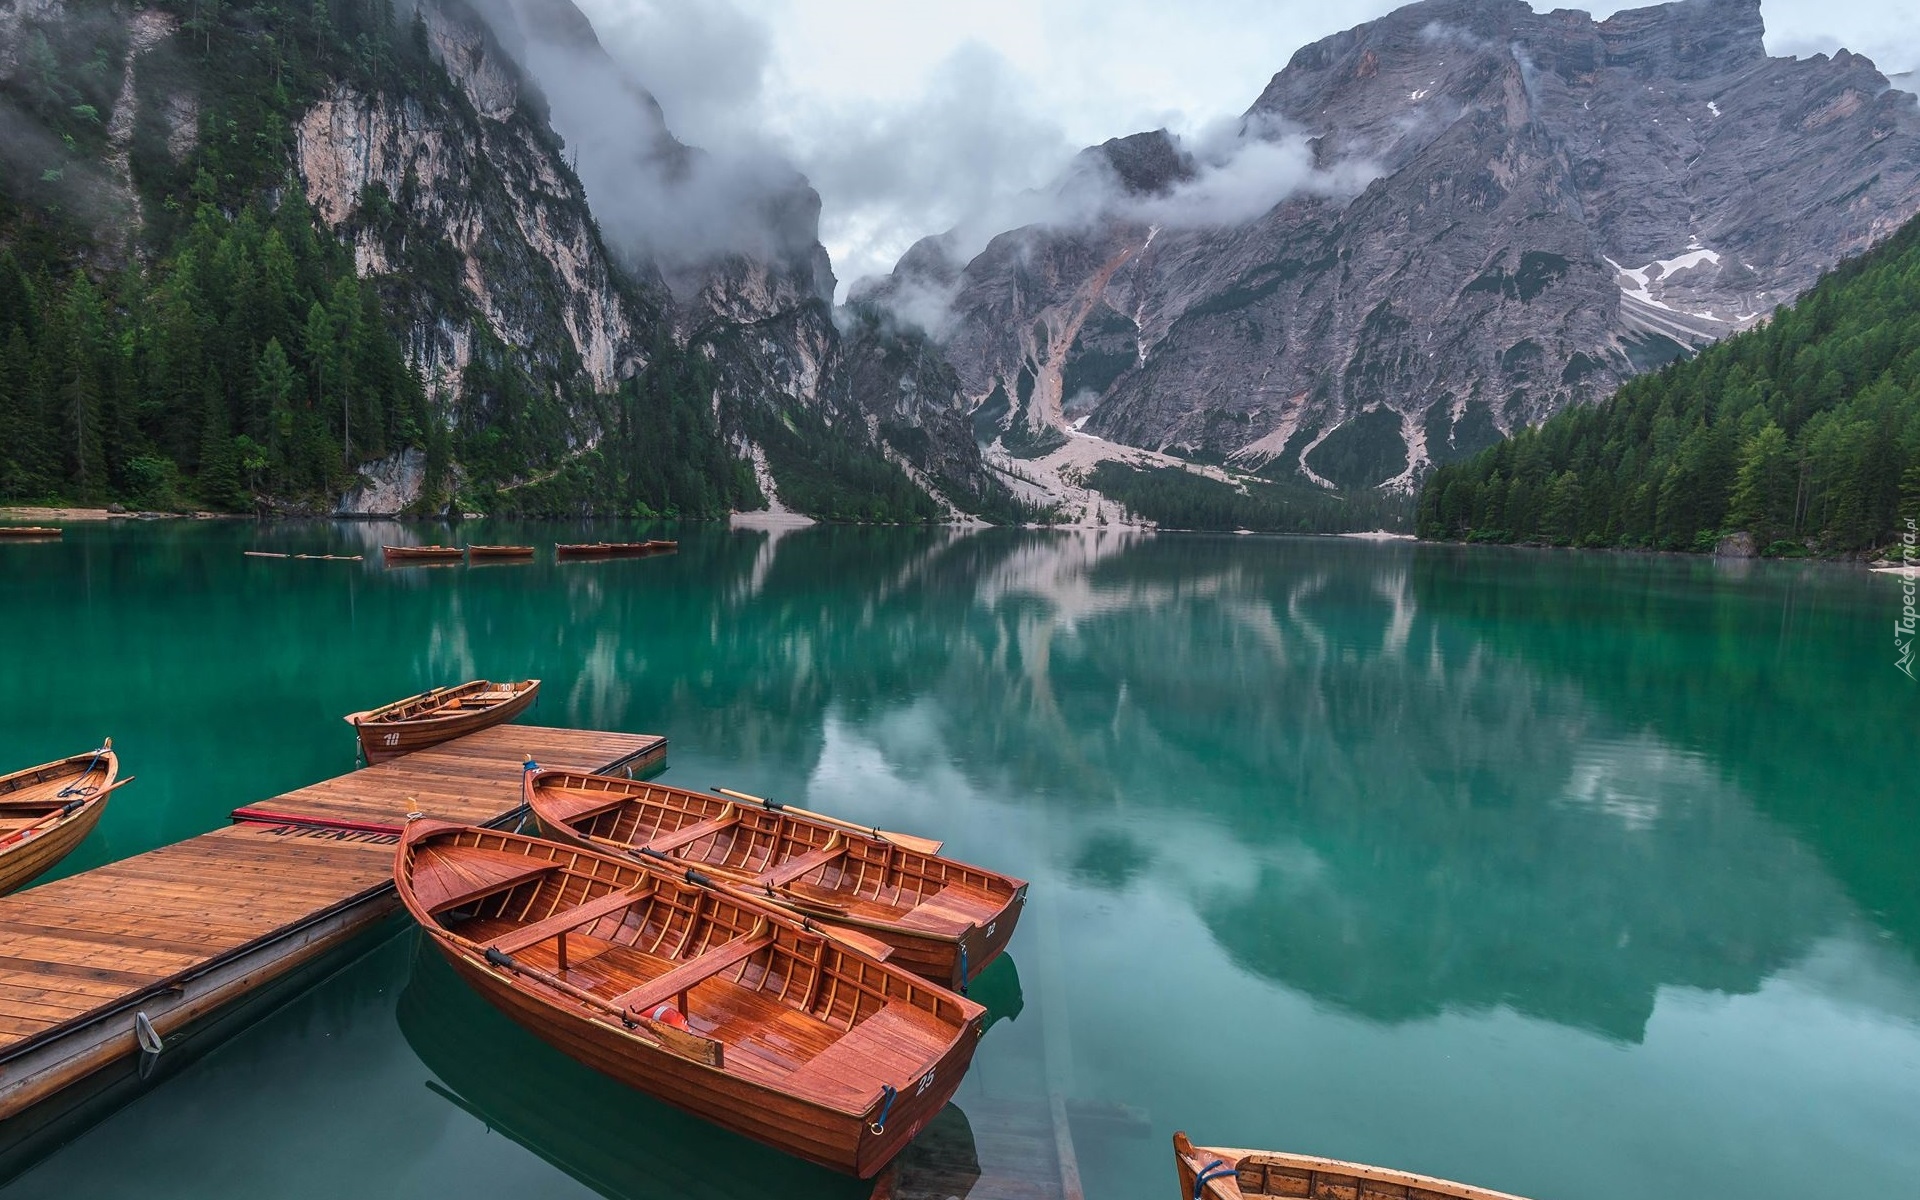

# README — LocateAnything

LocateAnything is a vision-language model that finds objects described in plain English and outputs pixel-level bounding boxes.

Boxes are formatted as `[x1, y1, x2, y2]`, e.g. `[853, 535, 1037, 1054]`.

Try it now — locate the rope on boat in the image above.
[56, 745, 107, 798]
[522, 758, 539, 772]
[1191, 1159, 1234, 1198]
[134, 1011, 164, 1057]
[958, 943, 969, 995]
[870, 1084, 897, 1135]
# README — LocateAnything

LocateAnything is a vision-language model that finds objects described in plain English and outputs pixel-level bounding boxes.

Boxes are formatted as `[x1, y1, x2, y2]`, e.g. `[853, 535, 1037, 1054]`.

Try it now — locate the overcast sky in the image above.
[573, 0, 1920, 291]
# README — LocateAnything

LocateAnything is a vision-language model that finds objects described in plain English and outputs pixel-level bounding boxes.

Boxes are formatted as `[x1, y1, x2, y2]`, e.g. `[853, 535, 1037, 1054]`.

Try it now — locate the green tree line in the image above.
[1089, 462, 1414, 534]
[0, 195, 428, 507]
[1417, 213, 1920, 555]
[0, 0, 757, 517]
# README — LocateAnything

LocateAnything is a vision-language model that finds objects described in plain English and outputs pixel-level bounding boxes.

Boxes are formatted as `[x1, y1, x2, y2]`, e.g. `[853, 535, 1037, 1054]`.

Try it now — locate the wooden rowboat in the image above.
[383, 544, 465, 564]
[395, 821, 986, 1177]
[344, 678, 540, 763]
[467, 544, 535, 560]
[0, 743, 120, 894]
[1173, 1133, 1532, 1200]
[0, 527, 62, 539]
[525, 769, 1026, 990]
[554, 540, 677, 560]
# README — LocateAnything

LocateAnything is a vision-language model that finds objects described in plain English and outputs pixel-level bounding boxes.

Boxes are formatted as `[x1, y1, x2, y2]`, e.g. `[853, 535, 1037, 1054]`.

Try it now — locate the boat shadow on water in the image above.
[396, 936, 1013, 1199]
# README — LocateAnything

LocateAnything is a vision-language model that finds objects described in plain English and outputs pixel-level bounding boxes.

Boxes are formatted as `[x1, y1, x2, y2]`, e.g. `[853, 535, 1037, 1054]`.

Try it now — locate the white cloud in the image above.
[566, 0, 1920, 293]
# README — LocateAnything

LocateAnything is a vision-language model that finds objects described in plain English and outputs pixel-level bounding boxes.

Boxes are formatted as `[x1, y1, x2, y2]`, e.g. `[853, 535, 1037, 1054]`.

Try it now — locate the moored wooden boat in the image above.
[0, 526, 63, 539]
[383, 544, 465, 564]
[395, 821, 986, 1177]
[554, 540, 677, 560]
[1173, 1132, 1532, 1200]
[525, 769, 1026, 990]
[344, 678, 540, 763]
[467, 544, 535, 560]
[0, 743, 121, 894]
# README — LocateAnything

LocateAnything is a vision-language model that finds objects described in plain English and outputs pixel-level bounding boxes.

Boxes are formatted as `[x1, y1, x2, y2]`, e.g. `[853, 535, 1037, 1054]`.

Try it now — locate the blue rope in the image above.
[869, 1085, 897, 1134]
[1192, 1160, 1235, 1199]
[523, 758, 540, 772]
[57, 747, 106, 799]
[958, 943, 969, 995]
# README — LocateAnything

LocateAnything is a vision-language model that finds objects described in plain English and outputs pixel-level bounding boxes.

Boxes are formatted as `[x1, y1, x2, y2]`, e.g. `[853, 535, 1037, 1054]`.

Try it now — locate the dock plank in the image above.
[0, 724, 664, 1124]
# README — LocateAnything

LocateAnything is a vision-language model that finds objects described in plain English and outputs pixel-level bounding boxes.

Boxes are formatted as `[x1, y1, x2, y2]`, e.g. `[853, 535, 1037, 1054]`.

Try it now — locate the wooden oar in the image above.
[0, 776, 134, 848]
[710, 787, 943, 856]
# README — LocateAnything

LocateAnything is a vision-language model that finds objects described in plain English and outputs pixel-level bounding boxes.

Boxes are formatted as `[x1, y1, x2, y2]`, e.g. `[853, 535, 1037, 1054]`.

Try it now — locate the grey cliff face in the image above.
[900, 0, 1920, 491]
[304, 0, 992, 511]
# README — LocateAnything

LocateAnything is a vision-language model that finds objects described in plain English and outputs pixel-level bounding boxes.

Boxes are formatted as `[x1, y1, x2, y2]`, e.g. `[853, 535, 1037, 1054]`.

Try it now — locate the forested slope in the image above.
[1417, 214, 1920, 555]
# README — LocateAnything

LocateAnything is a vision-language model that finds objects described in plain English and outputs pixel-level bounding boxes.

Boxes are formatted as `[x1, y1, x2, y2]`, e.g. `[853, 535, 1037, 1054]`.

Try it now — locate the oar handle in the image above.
[0, 776, 134, 847]
[713, 786, 866, 834]
[712, 787, 942, 855]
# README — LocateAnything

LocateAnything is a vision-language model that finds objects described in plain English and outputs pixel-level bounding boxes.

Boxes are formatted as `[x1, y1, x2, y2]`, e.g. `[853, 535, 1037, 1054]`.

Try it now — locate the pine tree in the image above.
[255, 337, 297, 480]
[57, 282, 108, 500]
[1728, 422, 1797, 543]
[197, 365, 244, 508]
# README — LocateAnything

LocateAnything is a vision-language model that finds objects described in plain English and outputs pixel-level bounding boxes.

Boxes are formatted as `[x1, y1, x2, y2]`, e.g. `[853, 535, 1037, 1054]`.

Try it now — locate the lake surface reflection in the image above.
[2, 523, 1914, 1199]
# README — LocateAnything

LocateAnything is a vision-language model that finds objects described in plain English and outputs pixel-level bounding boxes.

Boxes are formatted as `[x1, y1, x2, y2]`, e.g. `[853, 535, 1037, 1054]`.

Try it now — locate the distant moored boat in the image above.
[383, 544, 465, 564]
[344, 679, 540, 763]
[467, 545, 536, 560]
[0, 527, 62, 539]
[554, 540, 677, 560]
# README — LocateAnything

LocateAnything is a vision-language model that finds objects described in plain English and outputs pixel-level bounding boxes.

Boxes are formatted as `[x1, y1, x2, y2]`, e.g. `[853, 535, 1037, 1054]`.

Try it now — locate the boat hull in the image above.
[554, 541, 677, 560]
[382, 545, 465, 564]
[351, 680, 539, 763]
[0, 750, 117, 894]
[432, 936, 976, 1177]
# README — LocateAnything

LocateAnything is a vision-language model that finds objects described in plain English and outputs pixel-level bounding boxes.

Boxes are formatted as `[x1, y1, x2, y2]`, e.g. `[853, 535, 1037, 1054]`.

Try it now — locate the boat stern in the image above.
[852, 1005, 988, 1178]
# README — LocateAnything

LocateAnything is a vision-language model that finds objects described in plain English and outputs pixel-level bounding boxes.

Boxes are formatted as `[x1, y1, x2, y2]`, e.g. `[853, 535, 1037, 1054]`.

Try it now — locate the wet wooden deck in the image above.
[0, 724, 664, 1122]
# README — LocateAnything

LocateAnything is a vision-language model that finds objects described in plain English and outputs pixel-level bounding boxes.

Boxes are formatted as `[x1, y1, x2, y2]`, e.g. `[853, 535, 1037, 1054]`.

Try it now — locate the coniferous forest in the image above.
[0, 0, 764, 518]
[1417, 214, 1920, 556]
[0, 0, 448, 509]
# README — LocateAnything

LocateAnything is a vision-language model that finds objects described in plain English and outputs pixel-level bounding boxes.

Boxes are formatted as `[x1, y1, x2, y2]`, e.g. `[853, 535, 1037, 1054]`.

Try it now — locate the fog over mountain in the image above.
[567, 0, 1917, 290]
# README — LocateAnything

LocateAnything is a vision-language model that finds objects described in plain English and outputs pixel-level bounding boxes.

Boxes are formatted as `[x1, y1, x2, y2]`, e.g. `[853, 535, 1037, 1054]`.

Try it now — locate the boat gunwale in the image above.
[0, 747, 120, 893]
[525, 768, 1025, 905]
[1173, 1132, 1534, 1200]
[347, 679, 540, 728]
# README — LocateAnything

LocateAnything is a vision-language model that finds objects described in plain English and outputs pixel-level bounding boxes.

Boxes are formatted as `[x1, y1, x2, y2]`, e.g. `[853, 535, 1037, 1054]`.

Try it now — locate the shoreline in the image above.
[1, 505, 234, 522]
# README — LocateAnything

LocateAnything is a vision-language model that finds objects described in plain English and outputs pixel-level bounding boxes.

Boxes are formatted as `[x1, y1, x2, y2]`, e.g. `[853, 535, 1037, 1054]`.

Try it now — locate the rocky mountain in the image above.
[311, 0, 1010, 518]
[873, 0, 1920, 501]
[0, 0, 1004, 520]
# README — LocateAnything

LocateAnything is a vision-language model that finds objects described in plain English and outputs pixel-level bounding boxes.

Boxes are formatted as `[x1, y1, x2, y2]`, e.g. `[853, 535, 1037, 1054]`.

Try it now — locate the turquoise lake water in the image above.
[0, 520, 1915, 1198]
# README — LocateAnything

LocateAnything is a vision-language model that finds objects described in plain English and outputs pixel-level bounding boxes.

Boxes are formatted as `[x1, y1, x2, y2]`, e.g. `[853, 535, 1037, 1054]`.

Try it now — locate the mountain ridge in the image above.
[871, 0, 1920, 513]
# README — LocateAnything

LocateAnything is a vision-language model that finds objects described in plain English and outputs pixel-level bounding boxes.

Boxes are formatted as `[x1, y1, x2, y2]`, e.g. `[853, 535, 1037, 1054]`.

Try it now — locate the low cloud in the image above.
[467, 0, 817, 286]
[1132, 113, 1379, 227]
[860, 112, 1378, 336]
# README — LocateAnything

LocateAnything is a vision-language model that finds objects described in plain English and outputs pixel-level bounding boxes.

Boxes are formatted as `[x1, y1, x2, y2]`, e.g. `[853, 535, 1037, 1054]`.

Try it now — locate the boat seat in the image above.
[641, 812, 740, 854]
[610, 932, 775, 1014]
[781, 1005, 951, 1111]
[487, 886, 650, 955]
[411, 846, 556, 913]
[756, 839, 848, 889]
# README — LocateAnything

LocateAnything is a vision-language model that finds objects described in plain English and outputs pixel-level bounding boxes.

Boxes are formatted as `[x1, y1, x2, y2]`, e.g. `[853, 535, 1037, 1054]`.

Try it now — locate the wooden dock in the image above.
[0, 724, 663, 1134]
